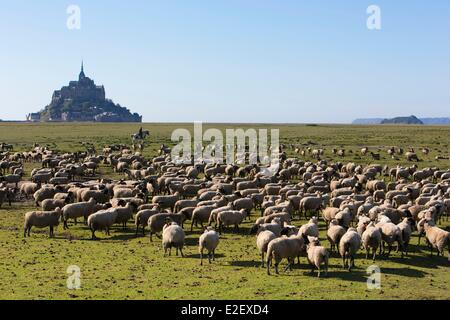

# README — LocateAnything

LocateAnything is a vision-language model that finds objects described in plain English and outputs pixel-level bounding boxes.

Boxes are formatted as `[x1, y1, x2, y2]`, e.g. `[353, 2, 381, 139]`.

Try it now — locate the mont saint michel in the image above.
[27, 63, 142, 122]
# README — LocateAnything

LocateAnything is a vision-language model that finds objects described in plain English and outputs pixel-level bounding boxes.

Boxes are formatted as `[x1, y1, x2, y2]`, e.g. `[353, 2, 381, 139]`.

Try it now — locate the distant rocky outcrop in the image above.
[380, 115, 423, 125]
[353, 116, 450, 125]
[28, 63, 142, 123]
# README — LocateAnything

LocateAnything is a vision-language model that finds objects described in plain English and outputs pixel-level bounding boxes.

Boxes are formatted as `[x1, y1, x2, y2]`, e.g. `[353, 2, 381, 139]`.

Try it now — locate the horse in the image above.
[131, 129, 150, 143]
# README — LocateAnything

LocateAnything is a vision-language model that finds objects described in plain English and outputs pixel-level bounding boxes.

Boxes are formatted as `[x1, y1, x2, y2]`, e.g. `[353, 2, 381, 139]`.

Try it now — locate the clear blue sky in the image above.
[1, 0, 449, 123]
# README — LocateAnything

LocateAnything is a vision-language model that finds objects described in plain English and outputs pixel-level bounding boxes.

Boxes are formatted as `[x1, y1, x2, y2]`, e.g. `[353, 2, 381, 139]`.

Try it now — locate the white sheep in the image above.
[326, 219, 346, 254]
[162, 222, 185, 257]
[199, 227, 220, 265]
[306, 236, 329, 278]
[361, 221, 382, 261]
[256, 230, 277, 267]
[339, 227, 361, 271]
[62, 198, 97, 229]
[298, 216, 319, 240]
[397, 217, 414, 255]
[379, 221, 404, 258]
[24, 208, 62, 238]
[266, 234, 304, 275]
[217, 209, 247, 234]
[87, 208, 118, 240]
[417, 218, 450, 259]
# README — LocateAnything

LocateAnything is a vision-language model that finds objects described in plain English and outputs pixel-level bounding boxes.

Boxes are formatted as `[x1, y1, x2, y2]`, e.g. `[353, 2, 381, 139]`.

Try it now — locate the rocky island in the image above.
[27, 63, 142, 122]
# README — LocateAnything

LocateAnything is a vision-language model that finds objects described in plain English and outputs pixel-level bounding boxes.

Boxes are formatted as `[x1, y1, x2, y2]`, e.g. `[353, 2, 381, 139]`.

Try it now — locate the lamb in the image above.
[306, 237, 329, 277]
[326, 219, 346, 254]
[361, 222, 382, 261]
[339, 228, 361, 271]
[417, 218, 450, 259]
[266, 233, 305, 275]
[148, 212, 187, 241]
[199, 227, 220, 265]
[24, 208, 62, 238]
[217, 209, 247, 233]
[87, 208, 118, 240]
[62, 198, 97, 229]
[162, 221, 185, 257]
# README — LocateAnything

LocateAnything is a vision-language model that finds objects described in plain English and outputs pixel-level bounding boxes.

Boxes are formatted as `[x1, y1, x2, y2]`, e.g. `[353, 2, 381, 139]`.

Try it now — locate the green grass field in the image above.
[0, 122, 449, 300]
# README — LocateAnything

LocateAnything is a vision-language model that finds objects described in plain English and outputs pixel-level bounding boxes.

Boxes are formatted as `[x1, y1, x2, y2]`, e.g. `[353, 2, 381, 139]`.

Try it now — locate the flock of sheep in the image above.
[0, 141, 450, 277]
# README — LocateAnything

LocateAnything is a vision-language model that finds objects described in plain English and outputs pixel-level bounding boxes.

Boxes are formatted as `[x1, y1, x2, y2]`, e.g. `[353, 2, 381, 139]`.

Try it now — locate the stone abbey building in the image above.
[27, 63, 142, 122]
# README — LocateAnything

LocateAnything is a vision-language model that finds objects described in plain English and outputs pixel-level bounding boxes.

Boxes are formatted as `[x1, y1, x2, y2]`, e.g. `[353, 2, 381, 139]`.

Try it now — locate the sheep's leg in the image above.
[274, 262, 279, 275]
[49, 226, 54, 238]
[135, 225, 139, 236]
[309, 262, 315, 275]
[149, 232, 153, 242]
[261, 253, 265, 268]
[283, 261, 291, 273]
[180, 247, 184, 257]
[372, 247, 377, 261]
[142, 226, 145, 236]
[200, 249, 204, 266]
[317, 266, 321, 278]
[342, 254, 346, 269]
[176, 248, 179, 256]
[212, 250, 215, 261]
[365, 249, 369, 260]
[190, 221, 194, 232]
